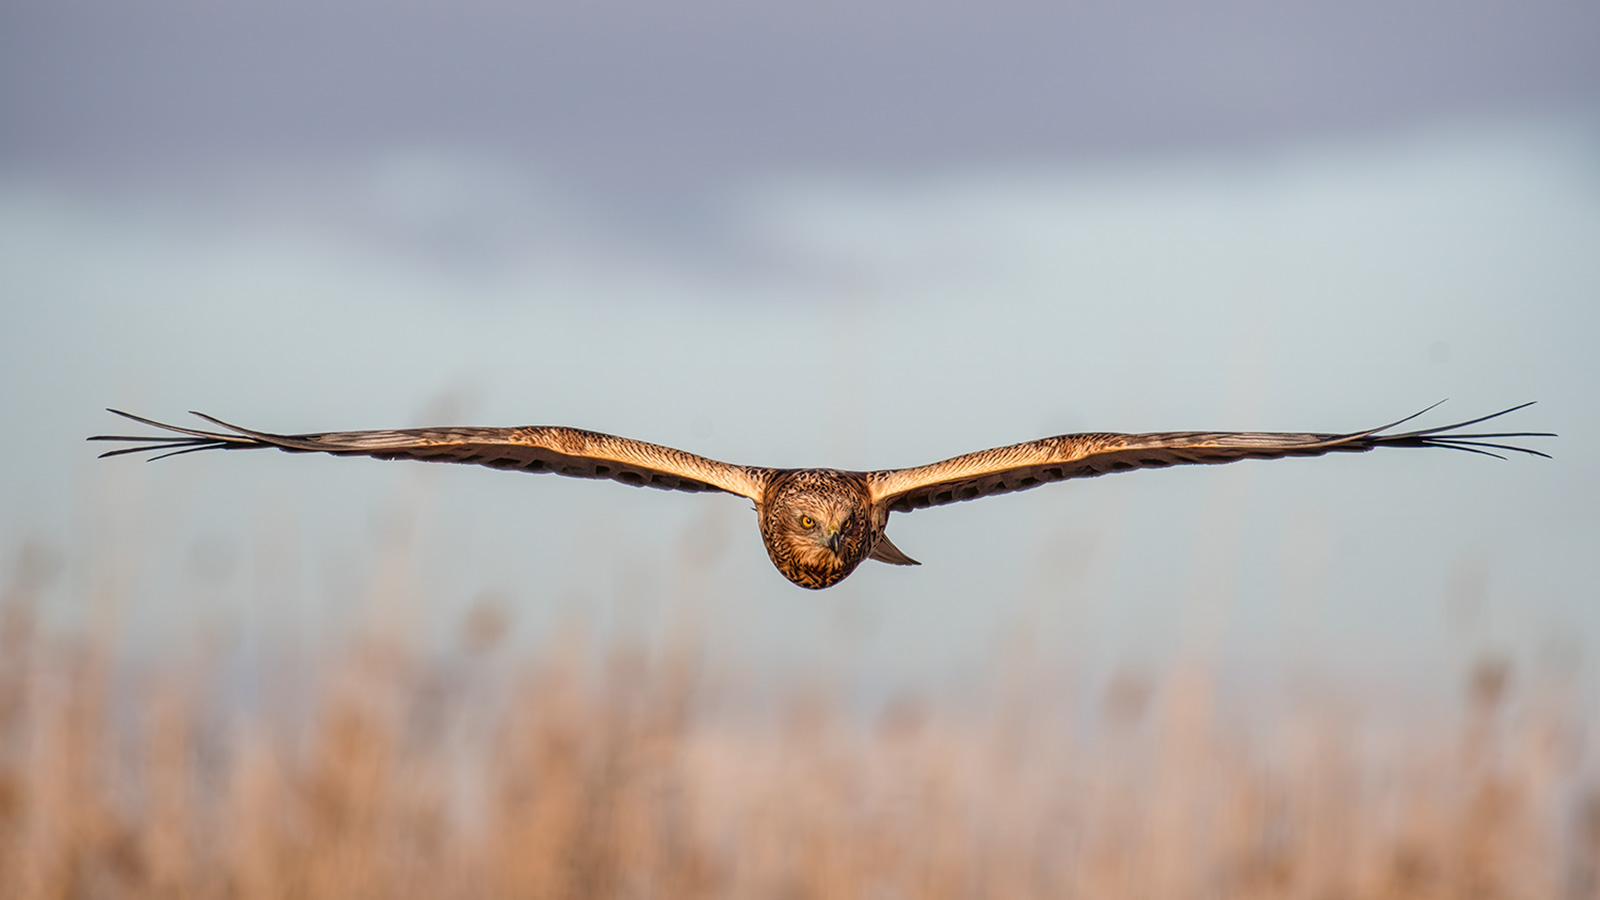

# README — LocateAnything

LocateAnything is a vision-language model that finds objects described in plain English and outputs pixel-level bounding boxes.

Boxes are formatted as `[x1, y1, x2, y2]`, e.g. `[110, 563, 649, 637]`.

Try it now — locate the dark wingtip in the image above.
[1372, 400, 1553, 459]
[92, 408, 253, 458]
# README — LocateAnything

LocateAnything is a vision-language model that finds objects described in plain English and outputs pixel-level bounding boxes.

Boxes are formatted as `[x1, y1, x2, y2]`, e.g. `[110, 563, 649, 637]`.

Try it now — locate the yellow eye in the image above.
[800, 515, 816, 529]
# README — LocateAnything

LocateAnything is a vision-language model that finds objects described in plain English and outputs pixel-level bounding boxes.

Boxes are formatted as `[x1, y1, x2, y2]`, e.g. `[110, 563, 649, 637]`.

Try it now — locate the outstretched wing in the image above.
[869, 402, 1552, 513]
[91, 410, 772, 501]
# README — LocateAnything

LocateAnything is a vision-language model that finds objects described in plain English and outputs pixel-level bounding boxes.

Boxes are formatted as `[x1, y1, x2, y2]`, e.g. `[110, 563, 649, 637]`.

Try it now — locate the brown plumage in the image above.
[91, 402, 1552, 589]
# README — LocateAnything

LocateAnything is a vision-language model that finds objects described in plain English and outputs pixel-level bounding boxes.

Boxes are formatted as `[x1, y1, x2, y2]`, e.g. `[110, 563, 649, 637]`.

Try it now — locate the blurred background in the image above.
[2, 0, 1598, 894]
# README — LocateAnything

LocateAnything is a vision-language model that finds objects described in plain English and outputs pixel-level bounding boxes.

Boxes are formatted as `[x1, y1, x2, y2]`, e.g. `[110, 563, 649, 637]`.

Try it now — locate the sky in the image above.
[2, 1, 1597, 707]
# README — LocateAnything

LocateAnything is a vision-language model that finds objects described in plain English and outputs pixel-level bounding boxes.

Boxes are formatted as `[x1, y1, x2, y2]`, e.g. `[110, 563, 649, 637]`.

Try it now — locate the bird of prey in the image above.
[91, 403, 1551, 589]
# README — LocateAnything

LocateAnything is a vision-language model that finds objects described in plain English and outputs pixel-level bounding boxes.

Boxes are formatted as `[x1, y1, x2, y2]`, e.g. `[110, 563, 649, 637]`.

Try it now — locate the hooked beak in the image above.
[826, 526, 841, 554]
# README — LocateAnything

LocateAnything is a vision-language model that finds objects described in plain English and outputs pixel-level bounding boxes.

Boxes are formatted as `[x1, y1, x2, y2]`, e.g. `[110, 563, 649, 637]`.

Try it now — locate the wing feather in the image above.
[869, 403, 1552, 513]
[91, 410, 771, 501]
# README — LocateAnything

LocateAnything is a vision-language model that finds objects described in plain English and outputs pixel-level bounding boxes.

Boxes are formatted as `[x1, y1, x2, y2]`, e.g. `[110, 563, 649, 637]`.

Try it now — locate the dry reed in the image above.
[0, 546, 1593, 899]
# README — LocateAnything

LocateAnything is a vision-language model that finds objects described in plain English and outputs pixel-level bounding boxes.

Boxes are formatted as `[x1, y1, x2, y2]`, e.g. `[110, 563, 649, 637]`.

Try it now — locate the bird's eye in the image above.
[800, 515, 816, 529]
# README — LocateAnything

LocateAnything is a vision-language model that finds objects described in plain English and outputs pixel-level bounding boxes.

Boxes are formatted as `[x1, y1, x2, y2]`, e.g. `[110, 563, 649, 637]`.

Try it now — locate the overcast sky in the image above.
[4, 0, 1596, 182]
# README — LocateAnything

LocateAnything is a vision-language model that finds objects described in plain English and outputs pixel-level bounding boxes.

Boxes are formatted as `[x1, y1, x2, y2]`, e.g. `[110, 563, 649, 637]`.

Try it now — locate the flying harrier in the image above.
[92, 403, 1551, 589]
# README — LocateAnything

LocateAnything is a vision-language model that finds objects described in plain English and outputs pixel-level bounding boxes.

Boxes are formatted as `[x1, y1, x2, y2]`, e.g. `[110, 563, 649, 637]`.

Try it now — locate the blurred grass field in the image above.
[0, 534, 1595, 900]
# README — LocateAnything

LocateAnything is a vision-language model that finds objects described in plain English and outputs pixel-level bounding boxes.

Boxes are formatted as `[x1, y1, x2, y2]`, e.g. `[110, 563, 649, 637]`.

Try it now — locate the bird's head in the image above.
[758, 472, 873, 589]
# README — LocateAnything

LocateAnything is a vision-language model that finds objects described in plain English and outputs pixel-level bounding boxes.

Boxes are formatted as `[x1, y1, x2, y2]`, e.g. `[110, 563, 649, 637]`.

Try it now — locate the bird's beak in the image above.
[826, 526, 841, 554]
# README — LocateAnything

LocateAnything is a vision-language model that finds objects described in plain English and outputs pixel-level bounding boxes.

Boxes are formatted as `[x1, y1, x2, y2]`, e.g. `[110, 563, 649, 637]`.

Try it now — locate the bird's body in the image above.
[91, 403, 1551, 589]
[757, 469, 885, 589]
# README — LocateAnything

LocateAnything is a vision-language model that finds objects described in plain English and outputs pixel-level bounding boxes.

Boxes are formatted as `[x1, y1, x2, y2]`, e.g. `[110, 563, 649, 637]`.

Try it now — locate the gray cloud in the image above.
[3, 0, 1596, 185]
